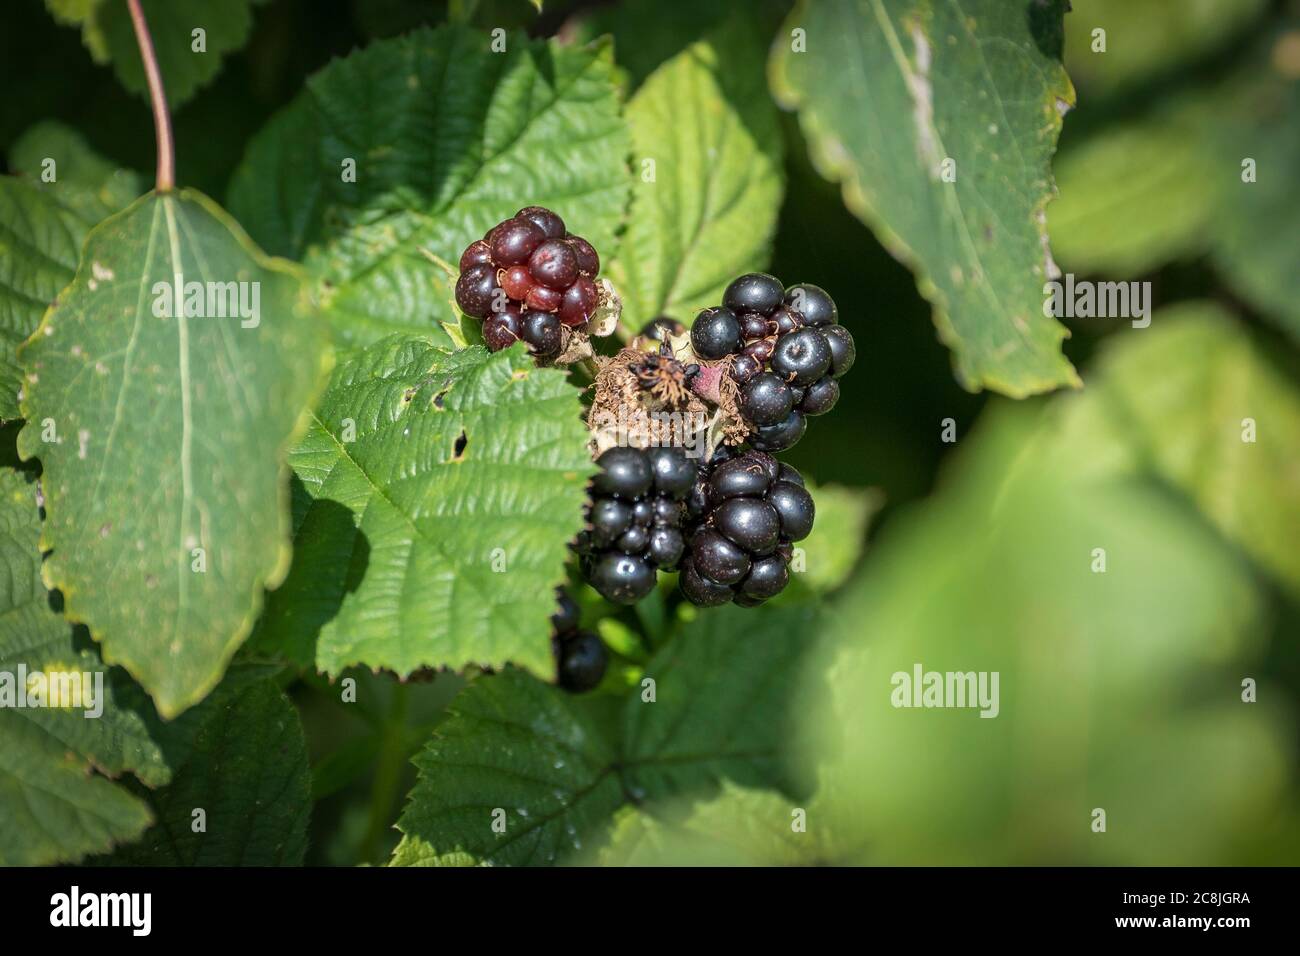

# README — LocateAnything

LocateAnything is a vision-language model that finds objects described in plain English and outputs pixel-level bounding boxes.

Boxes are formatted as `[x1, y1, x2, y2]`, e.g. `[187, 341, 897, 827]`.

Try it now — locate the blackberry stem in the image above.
[126, 0, 175, 192]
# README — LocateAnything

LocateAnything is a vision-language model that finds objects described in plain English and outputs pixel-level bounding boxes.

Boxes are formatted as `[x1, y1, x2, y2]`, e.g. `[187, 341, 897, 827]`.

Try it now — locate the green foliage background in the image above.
[0, 0, 1297, 866]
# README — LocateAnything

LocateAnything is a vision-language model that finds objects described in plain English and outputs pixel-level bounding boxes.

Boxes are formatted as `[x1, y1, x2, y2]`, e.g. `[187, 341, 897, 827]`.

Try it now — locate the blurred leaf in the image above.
[45, 0, 264, 109]
[771, 0, 1079, 397]
[0, 123, 141, 421]
[17, 189, 330, 717]
[96, 669, 312, 865]
[610, 24, 784, 330]
[0, 467, 167, 866]
[391, 605, 817, 865]
[228, 26, 631, 347]
[1050, 107, 1217, 275]
[251, 337, 595, 680]
[782, 482, 882, 600]
[589, 782, 857, 866]
[1051, 29, 1300, 341]
[809, 304, 1299, 864]
[1062, 0, 1268, 98]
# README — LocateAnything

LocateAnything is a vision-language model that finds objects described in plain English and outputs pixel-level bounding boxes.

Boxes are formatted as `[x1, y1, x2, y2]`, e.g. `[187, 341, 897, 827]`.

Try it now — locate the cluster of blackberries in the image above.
[678, 448, 814, 607]
[550, 589, 607, 693]
[690, 273, 855, 452]
[575, 446, 699, 605]
[454, 205, 601, 358]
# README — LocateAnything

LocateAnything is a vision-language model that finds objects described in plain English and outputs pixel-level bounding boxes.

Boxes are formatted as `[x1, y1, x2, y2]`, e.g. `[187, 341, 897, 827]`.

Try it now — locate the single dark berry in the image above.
[483, 309, 523, 351]
[617, 525, 650, 554]
[749, 409, 807, 452]
[740, 373, 794, 427]
[822, 324, 856, 378]
[687, 479, 710, 519]
[551, 589, 580, 634]
[517, 205, 566, 239]
[521, 310, 563, 357]
[730, 354, 761, 384]
[713, 497, 782, 555]
[709, 454, 774, 503]
[592, 446, 652, 499]
[557, 630, 607, 692]
[589, 497, 632, 547]
[491, 217, 545, 266]
[454, 263, 498, 318]
[566, 235, 600, 276]
[778, 462, 805, 487]
[766, 480, 815, 541]
[525, 284, 563, 313]
[588, 552, 656, 605]
[783, 283, 837, 326]
[739, 554, 789, 600]
[647, 526, 685, 570]
[800, 376, 840, 416]
[723, 272, 785, 316]
[771, 328, 833, 386]
[678, 557, 735, 607]
[653, 496, 682, 525]
[646, 445, 697, 499]
[632, 500, 655, 525]
[501, 264, 533, 301]
[742, 338, 775, 364]
[559, 276, 598, 328]
[690, 528, 752, 585]
[739, 312, 770, 341]
[460, 239, 493, 271]
[690, 307, 742, 359]
[771, 306, 803, 335]
[528, 239, 579, 290]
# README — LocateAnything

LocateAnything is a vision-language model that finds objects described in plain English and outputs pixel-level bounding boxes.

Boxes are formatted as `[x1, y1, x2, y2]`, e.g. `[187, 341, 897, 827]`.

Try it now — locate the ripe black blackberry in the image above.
[454, 206, 601, 358]
[688, 273, 856, 451]
[576, 445, 698, 605]
[550, 588, 607, 693]
[679, 449, 814, 607]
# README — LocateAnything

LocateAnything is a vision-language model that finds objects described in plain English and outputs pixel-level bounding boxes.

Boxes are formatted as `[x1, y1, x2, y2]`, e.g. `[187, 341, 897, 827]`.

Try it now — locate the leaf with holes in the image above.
[228, 25, 630, 346]
[0, 122, 142, 421]
[17, 189, 330, 718]
[390, 605, 817, 866]
[770, 0, 1079, 396]
[0, 467, 169, 866]
[251, 335, 595, 678]
[610, 22, 784, 329]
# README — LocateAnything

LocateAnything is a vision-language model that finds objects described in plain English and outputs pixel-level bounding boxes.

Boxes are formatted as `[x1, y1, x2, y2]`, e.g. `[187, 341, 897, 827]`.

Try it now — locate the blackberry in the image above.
[686, 273, 854, 453]
[453, 206, 603, 350]
[578, 445, 699, 604]
[678, 451, 813, 607]
[550, 591, 607, 693]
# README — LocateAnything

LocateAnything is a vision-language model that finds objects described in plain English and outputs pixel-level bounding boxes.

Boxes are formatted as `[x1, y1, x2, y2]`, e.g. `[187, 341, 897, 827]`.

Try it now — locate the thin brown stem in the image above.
[127, 0, 175, 192]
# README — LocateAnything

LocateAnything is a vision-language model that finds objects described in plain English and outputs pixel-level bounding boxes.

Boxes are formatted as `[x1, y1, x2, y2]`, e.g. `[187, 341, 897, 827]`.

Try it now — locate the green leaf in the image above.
[228, 26, 631, 347]
[17, 189, 331, 718]
[609, 24, 784, 329]
[808, 305, 1299, 864]
[0, 123, 140, 421]
[782, 482, 882, 600]
[251, 336, 595, 679]
[0, 468, 168, 866]
[771, 0, 1079, 396]
[95, 669, 312, 865]
[1061, 0, 1268, 98]
[45, 0, 263, 108]
[391, 605, 817, 866]
[1049, 108, 1218, 276]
